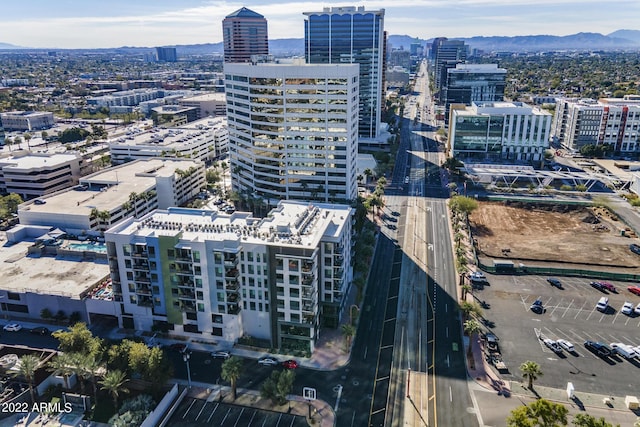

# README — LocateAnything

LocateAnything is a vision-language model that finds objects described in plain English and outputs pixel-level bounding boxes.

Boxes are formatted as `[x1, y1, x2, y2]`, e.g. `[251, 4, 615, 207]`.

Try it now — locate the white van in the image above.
[610, 343, 637, 359]
[596, 297, 609, 312]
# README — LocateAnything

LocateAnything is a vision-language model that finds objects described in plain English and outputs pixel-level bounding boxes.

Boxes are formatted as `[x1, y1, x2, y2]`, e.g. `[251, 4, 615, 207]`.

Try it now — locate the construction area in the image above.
[469, 201, 640, 272]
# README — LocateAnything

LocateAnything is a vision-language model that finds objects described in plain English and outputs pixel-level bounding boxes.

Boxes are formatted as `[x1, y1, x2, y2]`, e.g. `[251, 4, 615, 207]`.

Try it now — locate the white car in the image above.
[257, 356, 279, 366]
[543, 338, 562, 353]
[635, 303, 640, 315]
[211, 350, 231, 360]
[556, 339, 575, 353]
[621, 302, 634, 316]
[3, 323, 22, 332]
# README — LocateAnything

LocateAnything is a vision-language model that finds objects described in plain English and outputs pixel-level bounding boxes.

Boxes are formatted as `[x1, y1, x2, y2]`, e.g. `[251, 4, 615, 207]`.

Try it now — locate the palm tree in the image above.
[13, 355, 41, 403]
[74, 353, 104, 402]
[221, 356, 243, 400]
[341, 323, 356, 349]
[461, 283, 472, 300]
[47, 353, 76, 389]
[99, 370, 129, 410]
[363, 168, 373, 184]
[463, 319, 482, 359]
[520, 360, 543, 390]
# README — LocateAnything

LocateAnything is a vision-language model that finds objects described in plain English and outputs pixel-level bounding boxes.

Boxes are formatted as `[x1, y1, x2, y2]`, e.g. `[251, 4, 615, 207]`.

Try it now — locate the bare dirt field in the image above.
[469, 201, 640, 270]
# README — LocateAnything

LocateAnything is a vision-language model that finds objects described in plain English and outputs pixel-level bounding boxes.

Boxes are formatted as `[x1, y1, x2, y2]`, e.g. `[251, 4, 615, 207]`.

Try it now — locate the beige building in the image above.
[178, 93, 226, 119]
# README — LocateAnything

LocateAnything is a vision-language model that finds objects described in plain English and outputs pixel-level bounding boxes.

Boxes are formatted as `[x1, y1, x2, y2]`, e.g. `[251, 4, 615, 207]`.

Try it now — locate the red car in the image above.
[282, 359, 298, 369]
[628, 286, 640, 296]
[599, 282, 617, 293]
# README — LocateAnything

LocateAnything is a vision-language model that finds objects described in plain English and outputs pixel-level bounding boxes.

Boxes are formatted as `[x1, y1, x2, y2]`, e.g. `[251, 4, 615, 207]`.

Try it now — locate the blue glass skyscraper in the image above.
[304, 6, 385, 140]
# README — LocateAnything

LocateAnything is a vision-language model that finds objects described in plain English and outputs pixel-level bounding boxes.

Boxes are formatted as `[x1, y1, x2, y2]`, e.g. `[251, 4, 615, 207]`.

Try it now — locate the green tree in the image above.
[13, 355, 41, 403]
[507, 398, 568, 427]
[52, 322, 103, 357]
[100, 370, 129, 410]
[47, 352, 76, 390]
[341, 323, 355, 349]
[24, 132, 32, 149]
[74, 353, 104, 402]
[463, 319, 482, 359]
[520, 360, 543, 390]
[572, 413, 619, 427]
[221, 356, 243, 400]
[450, 195, 478, 218]
[40, 308, 53, 321]
[260, 370, 295, 405]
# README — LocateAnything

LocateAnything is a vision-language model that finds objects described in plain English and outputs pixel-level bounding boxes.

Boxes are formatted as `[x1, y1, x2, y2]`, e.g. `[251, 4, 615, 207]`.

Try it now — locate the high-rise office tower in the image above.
[222, 7, 269, 63]
[304, 6, 385, 139]
[443, 64, 507, 115]
[434, 39, 467, 101]
[155, 47, 177, 62]
[224, 62, 360, 207]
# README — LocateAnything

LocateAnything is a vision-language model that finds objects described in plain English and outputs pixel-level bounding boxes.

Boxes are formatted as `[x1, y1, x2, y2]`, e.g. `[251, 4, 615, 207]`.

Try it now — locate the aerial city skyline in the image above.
[0, 0, 639, 49]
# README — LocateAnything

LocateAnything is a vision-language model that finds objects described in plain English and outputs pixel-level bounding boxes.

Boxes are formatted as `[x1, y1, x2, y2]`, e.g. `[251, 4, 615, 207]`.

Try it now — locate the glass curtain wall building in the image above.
[304, 7, 385, 139]
[224, 62, 360, 208]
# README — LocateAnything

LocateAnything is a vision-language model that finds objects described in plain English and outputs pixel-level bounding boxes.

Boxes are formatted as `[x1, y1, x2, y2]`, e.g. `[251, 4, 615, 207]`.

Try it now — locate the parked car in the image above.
[29, 326, 50, 336]
[610, 343, 637, 359]
[282, 359, 298, 369]
[257, 356, 279, 366]
[211, 350, 231, 360]
[590, 281, 607, 292]
[484, 333, 499, 351]
[543, 339, 562, 353]
[599, 282, 617, 293]
[635, 303, 640, 315]
[628, 286, 640, 296]
[547, 278, 562, 289]
[584, 340, 612, 357]
[630, 243, 640, 255]
[530, 299, 544, 314]
[596, 296, 609, 312]
[166, 343, 188, 353]
[3, 323, 22, 332]
[621, 302, 634, 316]
[557, 339, 575, 353]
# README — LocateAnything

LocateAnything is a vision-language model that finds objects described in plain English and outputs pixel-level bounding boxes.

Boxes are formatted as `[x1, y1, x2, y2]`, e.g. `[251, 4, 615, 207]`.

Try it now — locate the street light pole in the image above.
[183, 351, 192, 388]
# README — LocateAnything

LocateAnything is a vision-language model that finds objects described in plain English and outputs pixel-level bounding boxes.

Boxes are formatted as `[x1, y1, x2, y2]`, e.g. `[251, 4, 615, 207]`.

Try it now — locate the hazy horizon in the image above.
[1, 0, 638, 49]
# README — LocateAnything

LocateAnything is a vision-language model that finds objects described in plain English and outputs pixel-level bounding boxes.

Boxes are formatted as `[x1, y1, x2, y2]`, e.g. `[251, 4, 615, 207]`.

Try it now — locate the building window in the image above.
[212, 314, 223, 324]
[7, 292, 20, 301]
[212, 327, 223, 336]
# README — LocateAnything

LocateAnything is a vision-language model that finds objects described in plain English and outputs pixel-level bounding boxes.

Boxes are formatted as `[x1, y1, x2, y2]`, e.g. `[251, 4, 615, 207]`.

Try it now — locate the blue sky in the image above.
[1, 0, 638, 49]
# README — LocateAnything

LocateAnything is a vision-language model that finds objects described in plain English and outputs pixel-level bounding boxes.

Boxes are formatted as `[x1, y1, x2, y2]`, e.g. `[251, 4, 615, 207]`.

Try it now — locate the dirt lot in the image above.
[469, 201, 640, 269]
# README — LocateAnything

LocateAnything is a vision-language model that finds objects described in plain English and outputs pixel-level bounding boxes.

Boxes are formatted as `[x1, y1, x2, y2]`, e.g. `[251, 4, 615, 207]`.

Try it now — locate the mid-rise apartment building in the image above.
[552, 97, 640, 153]
[105, 201, 353, 353]
[18, 158, 205, 235]
[224, 62, 359, 207]
[304, 6, 385, 140]
[0, 153, 84, 200]
[0, 111, 55, 131]
[109, 117, 228, 165]
[448, 102, 551, 162]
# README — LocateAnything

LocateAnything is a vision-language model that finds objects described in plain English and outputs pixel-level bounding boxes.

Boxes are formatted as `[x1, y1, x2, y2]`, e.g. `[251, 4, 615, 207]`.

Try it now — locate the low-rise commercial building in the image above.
[18, 158, 205, 235]
[178, 93, 226, 119]
[448, 101, 552, 162]
[109, 117, 228, 165]
[105, 201, 353, 353]
[0, 152, 84, 200]
[0, 111, 55, 131]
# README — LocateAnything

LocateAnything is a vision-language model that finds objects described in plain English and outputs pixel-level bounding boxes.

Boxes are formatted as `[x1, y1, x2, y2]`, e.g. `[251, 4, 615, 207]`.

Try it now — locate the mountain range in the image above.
[1, 30, 639, 54]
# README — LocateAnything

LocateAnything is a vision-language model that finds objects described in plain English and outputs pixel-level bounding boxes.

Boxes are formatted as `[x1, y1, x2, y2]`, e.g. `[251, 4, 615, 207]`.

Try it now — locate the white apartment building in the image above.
[552, 97, 640, 153]
[87, 89, 165, 108]
[105, 201, 353, 354]
[18, 158, 205, 235]
[449, 102, 552, 162]
[0, 152, 84, 200]
[224, 62, 360, 207]
[1, 111, 55, 131]
[109, 117, 228, 165]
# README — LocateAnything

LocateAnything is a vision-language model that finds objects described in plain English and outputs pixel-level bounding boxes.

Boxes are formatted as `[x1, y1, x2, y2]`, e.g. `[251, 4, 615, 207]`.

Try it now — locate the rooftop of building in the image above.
[0, 153, 81, 170]
[225, 7, 264, 19]
[0, 234, 109, 299]
[151, 105, 196, 114]
[180, 93, 226, 102]
[457, 101, 552, 116]
[449, 63, 507, 73]
[18, 158, 201, 215]
[110, 118, 225, 147]
[304, 6, 384, 15]
[108, 201, 352, 248]
[0, 110, 52, 117]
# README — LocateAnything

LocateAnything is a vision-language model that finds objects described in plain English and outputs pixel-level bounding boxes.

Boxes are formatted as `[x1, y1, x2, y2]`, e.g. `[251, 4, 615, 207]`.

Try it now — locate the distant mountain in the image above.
[0, 42, 23, 49]
[607, 29, 640, 44]
[461, 32, 639, 52]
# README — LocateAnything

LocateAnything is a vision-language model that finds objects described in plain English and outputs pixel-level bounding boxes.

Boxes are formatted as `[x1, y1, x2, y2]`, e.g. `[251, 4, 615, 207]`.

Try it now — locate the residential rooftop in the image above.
[109, 201, 352, 248]
[0, 235, 109, 299]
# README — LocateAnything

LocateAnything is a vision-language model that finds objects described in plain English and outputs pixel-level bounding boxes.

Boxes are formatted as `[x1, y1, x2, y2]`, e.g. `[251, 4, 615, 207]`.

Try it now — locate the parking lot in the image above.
[168, 397, 308, 427]
[475, 273, 640, 397]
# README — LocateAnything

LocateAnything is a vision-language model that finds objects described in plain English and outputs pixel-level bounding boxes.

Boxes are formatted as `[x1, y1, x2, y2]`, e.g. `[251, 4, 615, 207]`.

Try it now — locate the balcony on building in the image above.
[301, 260, 314, 273]
[178, 289, 195, 300]
[177, 278, 195, 288]
[175, 249, 192, 262]
[225, 281, 240, 291]
[227, 303, 241, 315]
[301, 288, 317, 301]
[131, 245, 148, 258]
[138, 296, 153, 308]
[174, 266, 193, 276]
[334, 255, 344, 266]
[136, 284, 152, 296]
[302, 275, 315, 287]
[226, 293, 239, 303]
[134, 273, 151, 284]
[224, 253, 239, 267]
[334, 267, 344, 277]
[225, 268, 239, 279]
[302, 313, 316, 325]
[302, 303, 316, 315]
[133, 259, 149, 270]
[180, 301, 196, 313]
